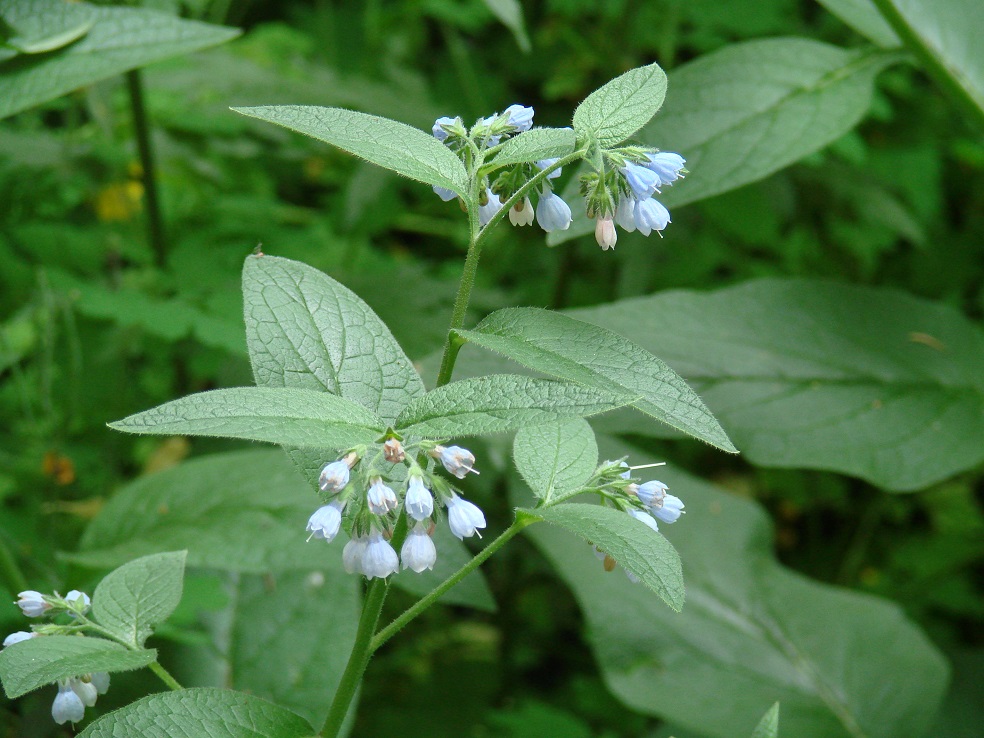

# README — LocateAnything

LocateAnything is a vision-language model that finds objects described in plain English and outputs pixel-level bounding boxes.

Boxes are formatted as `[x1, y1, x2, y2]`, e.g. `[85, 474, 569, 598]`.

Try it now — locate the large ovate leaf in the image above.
[1, 0, 95, 56]
[92, 551, 186, 648]
[457, 308, 735, 452]
[109, 387, 385, 449]
[572, 62, 668, 146]
[563, 279, 984, 491]
[526, 437, 949, 738]
[816, 0, 901, 47]
[71, 450, 494, 610]
[491, 127, 577, 168]
[0, 637, 156, 699]
[513, 418, 598, 502]
[0, 0, 239, 119]
[395, 374, 634, 438]
[232, 106, 468, 197]
[77, 688, 312, 738]
[520, 503, 685, 611]
[550, 39, 901, 245]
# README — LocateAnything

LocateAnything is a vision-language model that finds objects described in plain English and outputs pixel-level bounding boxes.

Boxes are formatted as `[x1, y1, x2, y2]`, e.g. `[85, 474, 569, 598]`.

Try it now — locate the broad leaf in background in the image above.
[752, 704, 781, 738]
[71, 450, 494, 610]
[1, 0, 95, 56]
[572, 62, 667, 146]
[457, 308, 736, 452]
[109, 387, 385, 449]
[0, 0, 239, 119]
[242, 254, 425, 490]
[233, 106, 469, 197]
[815, 0, 901, 47]
[0, 637, 156, 699]
[520, 503, 685, 611]
[481, 0, 531, 53]
[550, 39, 901, 245]
[395, 374, 634, 438]
[92, 551, 186, 648]
[491, 127, 577, 168]
[565, 279, 984, 491]
[876, 0, 984, 120]
[527, 438, 949, 738]
[513, 418, 598, 502]
[78, 688, 312, 738]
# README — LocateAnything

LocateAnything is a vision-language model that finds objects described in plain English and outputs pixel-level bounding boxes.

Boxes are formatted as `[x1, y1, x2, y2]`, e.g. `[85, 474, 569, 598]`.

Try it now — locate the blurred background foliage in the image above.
[0, 0, 981, 736]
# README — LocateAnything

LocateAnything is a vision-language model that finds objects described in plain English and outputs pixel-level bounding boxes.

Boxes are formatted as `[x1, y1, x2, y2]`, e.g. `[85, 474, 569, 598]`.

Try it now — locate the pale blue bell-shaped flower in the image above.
[319, 460, 350, 494]
[431, 445, 479, 478]
[65, 590, 90, 615]
[362, 532, 400, 579]
[52, 680, 85, 725]
[535, 192, 573, 232]
[71, 677, 98, 707]
[503, 103, 535, 132]
[2, 631, 35, 647]
[633, 198, 671, 237]
[401, 523, 437, 572]
[367, 477, 399, 515]
[446, 494, 487, 540]
[306, 500, 345, 542]
[90, 672, 110, 695]
[621, 162, 661, 199]
[479, 188, 504, 226]
[432, 116, 457, 141]
[628, 508, 660, 533]
[535, 158, 562, 179]
[636, 480, 668, 508]
[617, 461, 632, 480]
[615, 197, 637, 232]
[16, 591, 50, 618]
[653, 494, 685, 523]
[509, 197, 535, 226]
[645, 152, 686, 186]
[404, 476, 434, 521]
[433, 185, 457, 202]
[342, 535, 369, 575]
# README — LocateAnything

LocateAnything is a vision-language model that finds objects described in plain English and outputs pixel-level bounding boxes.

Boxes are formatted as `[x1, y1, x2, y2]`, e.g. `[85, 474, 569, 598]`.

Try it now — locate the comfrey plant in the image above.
[0, 63, 734, 735]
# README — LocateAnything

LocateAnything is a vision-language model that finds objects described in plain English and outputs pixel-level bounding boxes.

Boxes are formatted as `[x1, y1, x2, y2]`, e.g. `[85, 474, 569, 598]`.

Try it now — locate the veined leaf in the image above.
[816, 0, 901, 47]
[491, 127, 577, 168]
[751, 704, 781, 738]
[572, 62, 668, 146]
[513, 418, 598, 502]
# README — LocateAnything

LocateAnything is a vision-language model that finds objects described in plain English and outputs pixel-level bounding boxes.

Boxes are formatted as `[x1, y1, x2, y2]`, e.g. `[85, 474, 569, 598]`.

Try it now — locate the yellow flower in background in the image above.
[93, 180, 143, 222]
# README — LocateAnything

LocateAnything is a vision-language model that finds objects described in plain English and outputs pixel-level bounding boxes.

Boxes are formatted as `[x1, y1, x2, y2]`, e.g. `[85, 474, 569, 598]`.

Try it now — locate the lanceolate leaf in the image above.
[395, 374, 634, 438]
[0, 637, 156, 699]
[0, 0, 239, 119]
[513, 418, 598, 501]
[491, 127, 577, 168]
[109, 387, 385, 449]
[519, 503, 685, 611]
[526, 437, 949, 738]
[572, 62, 668, 146]
[77, 688, 313, 738]
[457, 308, 736, 452]
[751, 704, 781, 738]
[232, 106, 469, 197]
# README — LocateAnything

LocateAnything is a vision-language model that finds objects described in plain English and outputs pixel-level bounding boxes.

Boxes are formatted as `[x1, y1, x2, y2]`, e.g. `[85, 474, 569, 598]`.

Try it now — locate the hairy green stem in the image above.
[319, 578, 389, 737]
[869, 0, 984, 131]
[371, 517, 534, 650]
[148, 661, 183, 691]
[125, 69, 168, 268]
[0, 531, 28, 594]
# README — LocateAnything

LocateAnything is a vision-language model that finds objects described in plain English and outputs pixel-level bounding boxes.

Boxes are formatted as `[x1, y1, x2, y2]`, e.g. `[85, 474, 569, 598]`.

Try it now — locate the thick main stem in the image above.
[319, 579, 389, 737]
[126, 69, 168, 268]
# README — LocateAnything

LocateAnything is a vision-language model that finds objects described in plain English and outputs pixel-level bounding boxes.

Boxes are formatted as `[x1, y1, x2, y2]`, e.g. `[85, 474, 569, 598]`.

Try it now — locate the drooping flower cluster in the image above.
[587, 459, 686, 582]
[305, 438, 486, 579]
[429, 105, 686, 250]
[5, 589, 111, 725]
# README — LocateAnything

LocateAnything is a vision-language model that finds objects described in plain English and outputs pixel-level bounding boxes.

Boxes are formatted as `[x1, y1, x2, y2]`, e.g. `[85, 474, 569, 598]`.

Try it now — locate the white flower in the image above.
[509, 197, 535, 226]
[535, 192, 573, 232]
[343, 535, 369, 575]
[90, 672, 110, 695]
[306, 500, 345, 542]
[652, 494, 685, 524]
[430, 445, 479, 479]
[319, 460, 351, 494]
[628, 509, 660, 533]
[633, 198, 670, 237]
[635, 480, 668, 508]
[595, 216, 617, 250]
[71, 677, 98, 707]
[51, 680, 85, 725]
[361, 532, 399, 579]
[503, 103, 535, 132]
[479, 188, 504, 227]
[404, 476, 434, 521]
[367, 477, 399, 515]
[446, 494, 487, 540]
[65, 590, 91, 615]
[2, 631, 35, 647]
[401, 523, 437, 572]
[16, 591, 50, 618]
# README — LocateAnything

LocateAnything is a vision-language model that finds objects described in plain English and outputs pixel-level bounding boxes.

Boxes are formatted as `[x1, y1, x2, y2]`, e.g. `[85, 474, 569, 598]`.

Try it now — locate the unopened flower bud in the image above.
[430, 445, 479, 478]
[16, 591, 50, 618]
[595, 216, 617, 250]
[383, 439, 405, 463]
[367, 477, 399, 515]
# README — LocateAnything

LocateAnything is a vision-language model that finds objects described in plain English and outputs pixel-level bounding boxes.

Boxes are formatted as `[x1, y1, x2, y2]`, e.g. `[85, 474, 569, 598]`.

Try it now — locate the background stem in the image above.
[126, 69, 168, 268]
